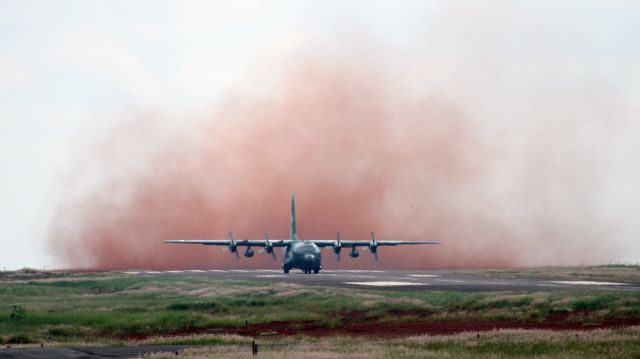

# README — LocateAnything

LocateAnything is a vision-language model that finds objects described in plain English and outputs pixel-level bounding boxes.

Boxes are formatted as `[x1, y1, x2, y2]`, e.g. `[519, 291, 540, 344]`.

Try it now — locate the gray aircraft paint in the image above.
[164, 193, 439, 274]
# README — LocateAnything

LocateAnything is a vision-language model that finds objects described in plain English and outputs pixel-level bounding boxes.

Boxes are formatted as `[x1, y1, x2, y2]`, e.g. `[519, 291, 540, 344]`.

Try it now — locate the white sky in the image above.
[1, 1, 639, 269]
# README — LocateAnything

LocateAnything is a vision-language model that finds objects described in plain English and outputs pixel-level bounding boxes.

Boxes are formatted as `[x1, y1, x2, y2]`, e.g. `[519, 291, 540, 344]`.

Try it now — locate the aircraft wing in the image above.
[310, 240, 440, 248]
[164, 239, 291, 247]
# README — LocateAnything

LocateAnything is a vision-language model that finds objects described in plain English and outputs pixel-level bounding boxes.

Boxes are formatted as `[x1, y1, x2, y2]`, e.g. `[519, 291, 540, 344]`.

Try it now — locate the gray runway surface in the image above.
[122, 269, 640, 292]
[0, 345, 189, 358]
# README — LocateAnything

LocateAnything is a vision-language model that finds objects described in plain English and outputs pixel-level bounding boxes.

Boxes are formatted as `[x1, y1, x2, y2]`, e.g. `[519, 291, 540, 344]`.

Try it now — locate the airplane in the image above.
[164, 194, 440, 274]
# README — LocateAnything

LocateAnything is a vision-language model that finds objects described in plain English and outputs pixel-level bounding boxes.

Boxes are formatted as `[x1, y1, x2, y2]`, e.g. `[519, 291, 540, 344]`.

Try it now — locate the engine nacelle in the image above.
[228, 244, 238, 253]
[244, 247, 254, 257]
[368, 243, 378, 254]
[349, 248, 359, 258]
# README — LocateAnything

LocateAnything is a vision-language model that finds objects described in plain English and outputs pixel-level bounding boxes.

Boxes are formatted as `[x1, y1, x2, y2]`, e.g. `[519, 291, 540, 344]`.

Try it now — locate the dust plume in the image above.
[46, 49, 636, 269]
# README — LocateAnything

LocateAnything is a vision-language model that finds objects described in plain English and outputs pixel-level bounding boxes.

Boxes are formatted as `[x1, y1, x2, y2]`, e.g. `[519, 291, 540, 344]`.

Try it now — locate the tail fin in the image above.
[290, 193, 299, 241]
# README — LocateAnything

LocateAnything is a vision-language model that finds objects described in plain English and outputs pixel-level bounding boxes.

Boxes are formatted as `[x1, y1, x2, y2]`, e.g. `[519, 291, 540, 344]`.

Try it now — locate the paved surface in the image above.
[122, 269, 640, 292]
[0, 345, 190, 358]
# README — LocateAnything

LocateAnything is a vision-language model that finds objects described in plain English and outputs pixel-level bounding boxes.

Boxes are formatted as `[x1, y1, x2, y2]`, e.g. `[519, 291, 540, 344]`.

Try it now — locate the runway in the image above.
[0, 345, 190, 359]
[121, 269, 640, 292]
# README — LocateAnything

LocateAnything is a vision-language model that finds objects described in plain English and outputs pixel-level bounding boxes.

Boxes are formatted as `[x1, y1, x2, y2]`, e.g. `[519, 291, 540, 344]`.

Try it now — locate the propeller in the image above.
[225, 232, 239, 259]
[258, 233, 277, 260]
[369, 232, 379, 261]
[333, 232, 342, 262]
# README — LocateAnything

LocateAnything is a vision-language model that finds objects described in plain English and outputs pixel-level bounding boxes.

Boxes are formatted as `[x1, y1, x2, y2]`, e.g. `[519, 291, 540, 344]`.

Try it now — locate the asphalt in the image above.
[121, 268, 640, 292]
[0, 345, 190, 358]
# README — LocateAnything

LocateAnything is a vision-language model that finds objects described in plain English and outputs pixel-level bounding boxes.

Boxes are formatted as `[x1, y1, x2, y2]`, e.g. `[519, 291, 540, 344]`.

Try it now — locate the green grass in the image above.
[147, 328, 640, 358]
[455, 265, 640, 283]
[0, 270, 639, 345]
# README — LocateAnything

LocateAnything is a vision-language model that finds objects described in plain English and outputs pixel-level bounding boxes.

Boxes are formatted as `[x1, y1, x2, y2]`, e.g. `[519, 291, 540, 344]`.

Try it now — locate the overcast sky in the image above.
[1, 1, 639, 269]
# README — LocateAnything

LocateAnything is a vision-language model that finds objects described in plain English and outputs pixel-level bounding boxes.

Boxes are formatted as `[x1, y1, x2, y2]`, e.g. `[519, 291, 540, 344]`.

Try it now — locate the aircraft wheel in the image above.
[283, 267, 289, 274]
[313, 268, 319, 274]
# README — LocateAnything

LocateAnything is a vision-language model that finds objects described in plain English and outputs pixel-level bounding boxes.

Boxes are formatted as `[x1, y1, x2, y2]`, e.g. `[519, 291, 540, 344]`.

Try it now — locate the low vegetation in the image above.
[455, 264, 640, 283]
[0, 269, 638, 346]
[148, 328, 640, 359]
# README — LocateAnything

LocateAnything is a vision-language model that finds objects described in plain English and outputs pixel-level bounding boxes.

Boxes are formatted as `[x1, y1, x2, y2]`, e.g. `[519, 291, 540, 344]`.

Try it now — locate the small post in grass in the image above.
[245, 319, 249, 333]
[252, 340, 258, 356]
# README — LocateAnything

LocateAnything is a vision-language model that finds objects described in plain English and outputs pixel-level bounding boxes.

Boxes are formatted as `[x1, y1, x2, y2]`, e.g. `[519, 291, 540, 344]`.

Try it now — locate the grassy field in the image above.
[148, 328, 640, 359]
[0, 268, 639, 347]
[454, 264, 640, 283]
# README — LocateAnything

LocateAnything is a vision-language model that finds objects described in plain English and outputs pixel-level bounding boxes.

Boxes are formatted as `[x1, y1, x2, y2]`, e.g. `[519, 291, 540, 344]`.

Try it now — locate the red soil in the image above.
[123, 311, 640, 340]
[238, 311, 640, 337]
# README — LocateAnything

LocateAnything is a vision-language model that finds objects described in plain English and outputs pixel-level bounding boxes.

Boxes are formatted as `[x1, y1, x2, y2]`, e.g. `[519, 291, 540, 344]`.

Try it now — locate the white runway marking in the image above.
[344, 281, 427, 287]
[228, 269, 249, 272]
[408, 274, 439, 278]
[255, 270, 281, 272]
[144, 271, 162, 274]
[186, 270, 206, 273]
[550, 280, 627, 286]
[122, 271, 141, 275]
[256, 275, 286, 278]
[164, 270, 183, 273]
[208, 270, 227, 272]
[435, 279, 465, 283]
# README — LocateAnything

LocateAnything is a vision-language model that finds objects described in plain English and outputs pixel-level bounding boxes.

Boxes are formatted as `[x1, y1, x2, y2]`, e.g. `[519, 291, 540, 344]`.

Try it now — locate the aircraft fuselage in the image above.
[283, 241, 321, 274]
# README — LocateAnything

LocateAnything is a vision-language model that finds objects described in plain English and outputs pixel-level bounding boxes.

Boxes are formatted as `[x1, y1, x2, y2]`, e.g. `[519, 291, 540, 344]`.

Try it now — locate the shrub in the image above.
[9, 305, 26, 321]
[8, 334, 32, 344]
[167, 302, 219, 311]
[48, 327, 69, 337]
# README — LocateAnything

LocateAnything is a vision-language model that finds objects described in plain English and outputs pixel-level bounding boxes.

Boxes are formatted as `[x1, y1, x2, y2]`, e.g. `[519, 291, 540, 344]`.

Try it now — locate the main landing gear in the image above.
[283, 267, 320, 274]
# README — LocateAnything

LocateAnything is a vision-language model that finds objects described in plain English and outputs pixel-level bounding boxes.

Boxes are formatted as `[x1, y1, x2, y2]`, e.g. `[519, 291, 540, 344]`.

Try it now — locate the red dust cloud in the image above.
[46, 56, 627, 270]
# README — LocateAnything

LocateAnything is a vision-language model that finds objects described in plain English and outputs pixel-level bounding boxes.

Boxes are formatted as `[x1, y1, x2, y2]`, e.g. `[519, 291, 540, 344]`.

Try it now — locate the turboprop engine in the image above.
[333, 232, 342, 261]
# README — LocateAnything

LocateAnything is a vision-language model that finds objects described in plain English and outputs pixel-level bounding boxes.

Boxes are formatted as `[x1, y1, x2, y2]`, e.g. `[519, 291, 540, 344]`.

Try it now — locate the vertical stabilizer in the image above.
[290, 193, 299, 241]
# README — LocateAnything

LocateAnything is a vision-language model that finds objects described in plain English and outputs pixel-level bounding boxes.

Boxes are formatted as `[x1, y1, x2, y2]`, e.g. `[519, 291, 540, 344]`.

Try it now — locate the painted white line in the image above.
[228, 270, 249, 272]
[122, 271, 141, 275]
[550, 280, 627, 286]
[344, 281, 427, 287]
[186, 270, 206, 273]
[256, 275, 286, 278]
[340, 270, 387, 273]
[408, 274, 439, 278]
[164, 270, 183, 273]
[208, 270, 227, 272]
[435, 279, 465, 283]
[254, 270, 281, 273]
[144, 271, 162, 274]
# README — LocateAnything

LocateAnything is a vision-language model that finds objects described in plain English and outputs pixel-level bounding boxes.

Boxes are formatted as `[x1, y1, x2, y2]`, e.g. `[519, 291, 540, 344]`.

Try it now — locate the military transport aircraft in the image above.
[164, 194, 440, 274]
